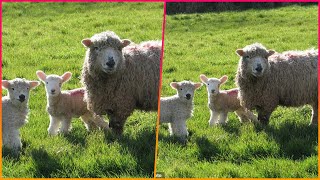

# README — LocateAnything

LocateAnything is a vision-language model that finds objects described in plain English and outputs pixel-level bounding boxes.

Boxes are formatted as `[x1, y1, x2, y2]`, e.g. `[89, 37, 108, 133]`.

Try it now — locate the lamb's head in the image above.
[200, 74, 227, 96]
[170, 81, 202, 102]
[82, 31, 131, 75]
[36, 70, 72, 97]
[2, 78, 40, 106]
[236, 43, 275, 78]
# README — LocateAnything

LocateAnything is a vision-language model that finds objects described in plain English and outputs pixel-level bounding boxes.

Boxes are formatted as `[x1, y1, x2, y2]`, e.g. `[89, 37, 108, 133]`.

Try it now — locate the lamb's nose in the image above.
[211, 90, 215, 93]
[255, 64, 263, 72]
[106, 58, 115, 67]
[19, 94, 25, 102]
[186, 94, 191, 99]
[51, 89, 55, 93]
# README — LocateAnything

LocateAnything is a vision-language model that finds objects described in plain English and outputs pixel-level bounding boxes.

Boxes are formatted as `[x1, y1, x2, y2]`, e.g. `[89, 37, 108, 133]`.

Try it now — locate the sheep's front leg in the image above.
[60, 118, 72, 134]
[48, 116, 61, 136]
[218, 112, 228, 125]
[109, 114, 128, 135]
[209, 109, 219, 126]
[257, 109, 272, 125]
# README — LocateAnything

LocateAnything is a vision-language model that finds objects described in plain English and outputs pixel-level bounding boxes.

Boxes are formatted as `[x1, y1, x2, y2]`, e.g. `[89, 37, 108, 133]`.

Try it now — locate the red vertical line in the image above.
[153, 1, 166, 179]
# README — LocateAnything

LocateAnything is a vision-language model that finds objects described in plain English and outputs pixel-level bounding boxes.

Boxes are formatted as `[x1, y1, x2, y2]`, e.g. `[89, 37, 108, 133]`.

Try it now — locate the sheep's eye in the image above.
[94, 47, 99, 51]
[27, 87, 29, 90]
[11, 88, 14, 90]
[59, 83, 62, 86]
[180, 88, 183, 90]
[244, 55, 250, 59]
[46, 82, 48, 84]
[207, 83, 209, 85]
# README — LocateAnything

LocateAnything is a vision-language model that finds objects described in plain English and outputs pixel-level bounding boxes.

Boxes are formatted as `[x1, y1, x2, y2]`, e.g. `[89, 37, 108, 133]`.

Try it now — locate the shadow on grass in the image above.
[264, 121, 318, 160]
[63, 129, 88, 147]
[195, 136, 221, 161]
[31, 148, 62, 177]
[103, 129, 156, 177]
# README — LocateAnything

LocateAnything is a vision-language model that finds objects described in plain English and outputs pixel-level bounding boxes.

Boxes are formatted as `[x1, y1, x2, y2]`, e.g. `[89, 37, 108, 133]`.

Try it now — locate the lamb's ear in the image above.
[170, 82, 179, 89]
[121, 39, 131, 48]
[2, 80, 10, 89]
[236, 49, 244, 57]
[194, 83, 203, 89]
[199, 74, 208, 83]
[29, 81, 40, 89]
[82, 38, 92, 48]
[220, 75, 228, 85]
[267, 50, 275, 57]
[36, 70, 47, 82]
[61, 72, 72, 83]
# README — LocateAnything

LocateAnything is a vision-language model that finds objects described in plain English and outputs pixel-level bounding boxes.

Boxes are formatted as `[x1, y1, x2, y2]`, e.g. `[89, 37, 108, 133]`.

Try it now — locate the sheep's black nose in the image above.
[19, 94, 25, 102]
[106, 58, 115, 67]
[186, 94, 191, 100]
[255, 65, 263, 72]
[51, 89, 55, 93]
[211, 90, 215, 93]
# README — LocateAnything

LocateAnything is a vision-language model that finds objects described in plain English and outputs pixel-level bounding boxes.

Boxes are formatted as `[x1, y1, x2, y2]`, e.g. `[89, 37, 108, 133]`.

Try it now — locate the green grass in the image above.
[2, 2, 163, 178]
[157, 5, 318, 178]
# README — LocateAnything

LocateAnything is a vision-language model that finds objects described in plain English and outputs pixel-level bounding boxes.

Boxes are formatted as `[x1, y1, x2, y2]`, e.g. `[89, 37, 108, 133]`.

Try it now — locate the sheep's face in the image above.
[200, 75, 228, 96]
[82, 31, 131, 75]
[36, 71, 72, 97]
[171, 81, 202, 102]
[94, 47, 123, 74]
[2, 78, 39, 106]
[236, 43, 275, 78]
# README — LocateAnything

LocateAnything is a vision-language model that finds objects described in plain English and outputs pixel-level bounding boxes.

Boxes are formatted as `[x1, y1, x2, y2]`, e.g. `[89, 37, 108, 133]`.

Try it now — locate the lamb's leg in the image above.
[11, 129, 22, 153]
[218, 112, 228, 125]
[311, 103, 318, 125]
[48, 115, 61, 136]
[169, 121, 188, 141]
[80, 113, 99, 131]
[209, 110, 219, 126]
[92, 114, 109, 130]
[235, 109, 249, 123]
[60, 118, 72, 134]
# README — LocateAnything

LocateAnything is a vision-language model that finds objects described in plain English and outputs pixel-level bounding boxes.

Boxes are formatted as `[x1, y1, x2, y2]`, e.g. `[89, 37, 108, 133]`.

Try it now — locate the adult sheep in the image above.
[235, 43, 318, 125]
[81, 31, 161, 134]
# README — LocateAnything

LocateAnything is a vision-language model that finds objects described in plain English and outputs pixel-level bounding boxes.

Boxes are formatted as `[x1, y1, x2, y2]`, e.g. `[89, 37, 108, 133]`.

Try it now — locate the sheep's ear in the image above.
[29, 81, 40, 89]
[170, 82, 179, 89]
[220, 75, 228, 85]
[2, 80, 10, 89]
[61, 72, 72, 83]
[194, 83, 203, 89]
[236, 49, 244, 56]
[82, 38, 92, 47]
[199, 74, 208, 83]
[36, 70, 47, 82]
[121, 39, 131, 48]
[267, 50, 275, 57]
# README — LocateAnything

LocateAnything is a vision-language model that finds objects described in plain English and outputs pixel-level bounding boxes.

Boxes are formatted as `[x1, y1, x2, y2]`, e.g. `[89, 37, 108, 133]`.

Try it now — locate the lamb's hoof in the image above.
[48, 130, 58, 136]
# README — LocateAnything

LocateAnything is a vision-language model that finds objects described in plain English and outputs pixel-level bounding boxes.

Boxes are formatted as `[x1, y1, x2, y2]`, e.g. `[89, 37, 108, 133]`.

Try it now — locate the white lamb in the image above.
[160, 81, 202, 140]
[2, 78, 40, 153]
[200, 74, 257, 126]
[36, 70, 109, 135]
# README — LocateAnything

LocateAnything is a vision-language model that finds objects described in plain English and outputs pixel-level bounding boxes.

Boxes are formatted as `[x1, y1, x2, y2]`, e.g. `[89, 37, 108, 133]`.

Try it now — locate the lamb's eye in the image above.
[94, 47, 99, 51]
[59, 83, 62, 86]
[27, 87, 29, 90]
[244, 56, 250, 59]
[11, 88, 14, 90]
[207, 83, 209, 85]
[180, 88, 183, 90]
[46, 82, 48, 84]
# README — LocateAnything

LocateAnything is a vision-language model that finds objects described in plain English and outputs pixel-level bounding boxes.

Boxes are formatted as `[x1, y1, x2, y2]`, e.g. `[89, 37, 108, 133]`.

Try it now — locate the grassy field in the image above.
[2, 2, 163, 178]
[157, 5, 318, 178]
